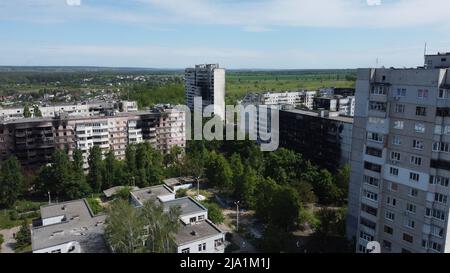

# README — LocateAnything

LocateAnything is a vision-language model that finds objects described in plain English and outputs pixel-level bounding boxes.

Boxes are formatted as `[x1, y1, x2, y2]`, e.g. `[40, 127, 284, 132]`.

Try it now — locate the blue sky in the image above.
[1, 0, 450, 69]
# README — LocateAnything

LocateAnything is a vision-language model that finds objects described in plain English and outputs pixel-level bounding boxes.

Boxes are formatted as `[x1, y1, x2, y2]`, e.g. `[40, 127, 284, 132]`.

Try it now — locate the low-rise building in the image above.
[31, 199, 107, 253]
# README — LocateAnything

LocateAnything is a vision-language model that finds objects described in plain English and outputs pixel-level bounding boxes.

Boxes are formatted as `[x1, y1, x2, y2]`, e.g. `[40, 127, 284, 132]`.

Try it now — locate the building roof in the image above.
[32, 199, 108, 253]
[130, 185, 174, 206]
[163, 197, 207, 216]
[163, 177, 196, 189]
[282, 108, 354, 124]
[103, 186, 139, 198]
[175, 219, 223, 246]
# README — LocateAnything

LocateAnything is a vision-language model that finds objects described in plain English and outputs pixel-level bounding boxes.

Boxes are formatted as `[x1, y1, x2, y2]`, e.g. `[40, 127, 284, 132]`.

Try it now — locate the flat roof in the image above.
[282, 108, 354, 124]
[103, 186, 139, 198]
[130, 185, 174, 205]
[163, 177, 196, 187]
[32, 199, 108, 252]
[175, 219, 223, 246]
[163, 197, 206, 216]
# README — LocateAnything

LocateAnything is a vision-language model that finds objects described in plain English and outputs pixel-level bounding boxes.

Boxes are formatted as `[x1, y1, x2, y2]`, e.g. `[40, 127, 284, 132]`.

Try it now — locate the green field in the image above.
[225, 70, 356, 104]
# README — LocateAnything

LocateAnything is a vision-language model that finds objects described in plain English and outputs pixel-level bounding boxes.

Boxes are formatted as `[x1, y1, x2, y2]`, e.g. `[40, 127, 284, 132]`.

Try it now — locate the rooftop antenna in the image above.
[376, 57, 379, 68]
[424, 42, 427, 67]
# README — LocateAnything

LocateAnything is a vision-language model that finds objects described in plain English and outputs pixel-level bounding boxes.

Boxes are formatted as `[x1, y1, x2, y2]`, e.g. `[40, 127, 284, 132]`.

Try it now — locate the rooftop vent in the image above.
[190, 231, 197, 236]
[61, 205, 67, 210]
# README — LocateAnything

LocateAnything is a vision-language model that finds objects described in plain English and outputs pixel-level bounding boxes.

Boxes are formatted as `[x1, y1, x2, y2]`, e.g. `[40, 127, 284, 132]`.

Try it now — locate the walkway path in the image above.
[0, 226, 20, 253]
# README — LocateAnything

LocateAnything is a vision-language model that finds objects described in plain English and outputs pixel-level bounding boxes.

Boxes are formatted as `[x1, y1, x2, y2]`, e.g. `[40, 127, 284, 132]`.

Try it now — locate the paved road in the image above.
[0, 226, 20, 253]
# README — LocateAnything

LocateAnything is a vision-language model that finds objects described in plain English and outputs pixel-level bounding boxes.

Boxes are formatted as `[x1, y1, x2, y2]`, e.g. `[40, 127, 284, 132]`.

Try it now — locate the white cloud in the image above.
[366, 0, 382, 6]
[66, 0, 81, 6]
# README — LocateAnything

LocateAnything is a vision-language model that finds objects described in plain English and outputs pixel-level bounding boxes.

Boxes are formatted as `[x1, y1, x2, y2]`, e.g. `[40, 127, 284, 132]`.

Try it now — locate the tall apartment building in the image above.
[0, 106, 186, 168]
[185, 64, 226, 120]
[348, 53, 450, 253]
[278, 106, 353, 171]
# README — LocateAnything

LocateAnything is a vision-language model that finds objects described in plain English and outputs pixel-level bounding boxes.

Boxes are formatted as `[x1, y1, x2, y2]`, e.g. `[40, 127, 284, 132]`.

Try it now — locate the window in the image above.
[182, 248, 190, 253]
[406, 203, 417, 214]
[385, 211, 395, 221]
[371, 86, 387, 95]
[382, 240, 392, 251]
[190, 217, 197, 223]
[198, 215, 205, 221]
[426, 208, 446, 221]
[434, 193, 448, 204]
[416, 107, 427, 116]
[430, 225, 444, 238]
[360, 231, 374, 242]
[413, 140, 424, 150]
[414, 123, 425, 133]
[423, 240, 443, 252]
[389, 182, 398, 191]
[389, 167, 399, 176]
[418, 89, 429, 99]
[392, 136, 402, 146]
[198, 243, 206, 252]
[361, 204, 378, 216]
[438, 89, 449, 99]
[405, 219, 415, 229]
[396, 88, 406, 97]
[369, 101, 387, 112]
[364, 161, 382, 173]
[364, 175, 379, 187]
[367, 132, 384, 143]
[403, 233, 414, 243]
[393, 120, 404, 130]
[410, 156, 422, 166]
[409, 188, 418, 197]
[430, 176, 450, 187]
[363, 190, 378, 201]
[436, 107, 450, 117]
[384, 225, 393, 235]
[360, 217, 376, 229]
[409, 172, 420, 182]
[366, 146, 382, 157]
[433, 142, 450, 153]
[390, 152, 401, 161]
[387, 196, 397, 207]
[395, 104, 405, 113]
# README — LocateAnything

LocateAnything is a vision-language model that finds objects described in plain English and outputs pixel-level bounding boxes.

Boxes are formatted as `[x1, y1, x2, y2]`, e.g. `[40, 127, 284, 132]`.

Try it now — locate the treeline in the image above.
[0, 142, 186, 207]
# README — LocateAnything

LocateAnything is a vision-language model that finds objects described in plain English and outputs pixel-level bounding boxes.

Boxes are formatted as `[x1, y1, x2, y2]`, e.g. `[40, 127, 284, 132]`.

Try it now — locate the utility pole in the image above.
[234, 201, 240, 232]
[48, 191, 51, 205]
[197, 176, 201, 197]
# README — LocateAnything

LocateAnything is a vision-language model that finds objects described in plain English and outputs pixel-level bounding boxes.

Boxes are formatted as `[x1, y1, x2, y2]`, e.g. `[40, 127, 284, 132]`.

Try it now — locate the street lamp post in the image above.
[234, 201, 240, 232]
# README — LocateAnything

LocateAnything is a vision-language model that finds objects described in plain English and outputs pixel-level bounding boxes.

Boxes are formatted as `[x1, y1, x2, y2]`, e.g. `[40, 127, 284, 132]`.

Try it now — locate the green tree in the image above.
[202, 202, 224, 224]
[141, 200, 181, 253]
[0, 156, 24, 207]
[293, 181, 317, 205]
[33, 105, 42, 117]
[313, 169, 340, 205]
[15, 220, 31, 249]
[104, 199, 146, 253]
[23, 104, 31, 118]
[335, 164, 350, 204]
[264, 148, 301, 184]
[269, 185, 301, 231]
[229, 153, 244, 190]
[205, 151, 232, 190]
[254, 178, 278, 222]
[235, 166, 258, 208]
[87, 146, 104, 193]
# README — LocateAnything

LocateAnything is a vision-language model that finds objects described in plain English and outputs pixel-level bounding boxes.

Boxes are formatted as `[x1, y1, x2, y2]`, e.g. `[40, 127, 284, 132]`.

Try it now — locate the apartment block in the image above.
[0, 100, 138, 121]
[348, 56, 450, 253]
[185, 64, 226, 120]
[0, 106, 186, 168]
[278, 106, 353, 171]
